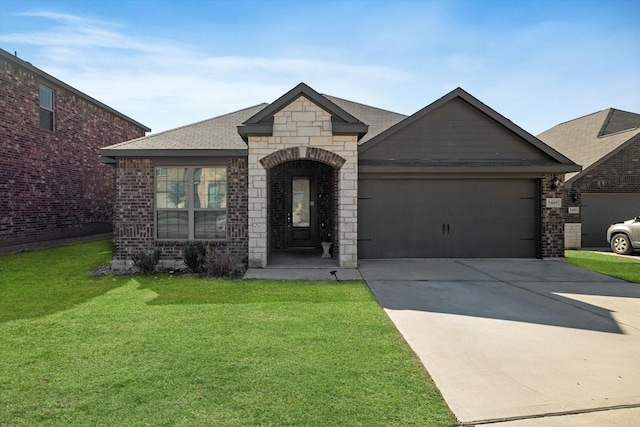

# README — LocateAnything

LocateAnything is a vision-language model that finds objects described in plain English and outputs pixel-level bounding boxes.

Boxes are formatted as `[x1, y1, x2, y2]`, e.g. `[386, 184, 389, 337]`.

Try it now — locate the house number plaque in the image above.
[546, 198, 562, 208]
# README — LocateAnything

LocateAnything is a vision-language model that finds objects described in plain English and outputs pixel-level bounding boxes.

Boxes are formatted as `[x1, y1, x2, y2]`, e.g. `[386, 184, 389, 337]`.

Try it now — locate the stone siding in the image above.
[0, 55, 147, 249]
[110, 157, 248, 269]
[248, 96, 358, 267]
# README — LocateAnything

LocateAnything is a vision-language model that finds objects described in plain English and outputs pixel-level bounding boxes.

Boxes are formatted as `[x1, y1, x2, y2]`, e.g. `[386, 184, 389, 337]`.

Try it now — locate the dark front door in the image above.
[286, 169, 318, 248]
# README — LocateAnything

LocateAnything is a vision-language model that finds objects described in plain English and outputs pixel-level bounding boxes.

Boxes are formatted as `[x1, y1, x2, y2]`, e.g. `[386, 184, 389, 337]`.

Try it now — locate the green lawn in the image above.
[0, 240, 455, 426]
[566, 250, 640, 283]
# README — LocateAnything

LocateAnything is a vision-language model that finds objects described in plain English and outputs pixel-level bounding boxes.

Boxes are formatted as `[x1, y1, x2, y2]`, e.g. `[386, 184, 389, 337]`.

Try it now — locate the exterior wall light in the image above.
[550, 176, 561, 190]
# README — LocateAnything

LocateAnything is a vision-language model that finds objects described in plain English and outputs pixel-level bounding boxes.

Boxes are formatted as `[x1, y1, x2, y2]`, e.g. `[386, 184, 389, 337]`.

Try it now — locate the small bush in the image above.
[204, 247, 245, 278]
[132, 249, 161, 275]
[183, 242, 207, 273]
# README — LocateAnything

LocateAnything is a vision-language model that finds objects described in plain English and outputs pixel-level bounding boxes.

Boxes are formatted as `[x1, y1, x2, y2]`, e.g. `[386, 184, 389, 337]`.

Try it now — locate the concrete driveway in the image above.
[358, 259, 640, 426]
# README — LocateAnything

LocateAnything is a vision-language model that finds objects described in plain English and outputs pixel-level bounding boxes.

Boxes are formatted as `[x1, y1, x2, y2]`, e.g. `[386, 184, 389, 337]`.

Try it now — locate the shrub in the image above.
[204, 247, 245, 278]
[183, 242, 207, 273]
[131, 249, 161, 275]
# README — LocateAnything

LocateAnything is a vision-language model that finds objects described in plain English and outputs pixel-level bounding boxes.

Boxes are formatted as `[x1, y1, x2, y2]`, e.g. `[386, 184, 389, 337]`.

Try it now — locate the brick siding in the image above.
[111, 157, 248, 268]
[563, 136, 639, 249]
[573, 136, 640, 193]
[542, 173, 569, 257]
[0, 55, 147, 248]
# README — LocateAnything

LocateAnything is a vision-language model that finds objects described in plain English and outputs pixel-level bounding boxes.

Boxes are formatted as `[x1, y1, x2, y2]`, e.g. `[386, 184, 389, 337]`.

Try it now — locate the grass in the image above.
[565, 250, 640, 283]
[0, 240, 455, 426]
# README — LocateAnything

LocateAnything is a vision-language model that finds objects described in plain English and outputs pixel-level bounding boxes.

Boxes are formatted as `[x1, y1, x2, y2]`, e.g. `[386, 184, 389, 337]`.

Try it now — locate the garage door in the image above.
[581, 193, 640, 247]
[358, 179, 539, 258]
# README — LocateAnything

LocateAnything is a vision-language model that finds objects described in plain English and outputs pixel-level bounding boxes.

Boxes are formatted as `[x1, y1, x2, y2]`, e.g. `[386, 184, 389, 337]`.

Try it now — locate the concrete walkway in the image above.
[359, 259, 640, 426]
[244, 251, 363, 280]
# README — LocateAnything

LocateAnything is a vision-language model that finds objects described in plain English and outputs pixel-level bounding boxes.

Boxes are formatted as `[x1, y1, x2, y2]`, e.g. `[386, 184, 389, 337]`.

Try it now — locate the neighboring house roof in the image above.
[0, 48, 150, 132]
[538, 108, 640, 183]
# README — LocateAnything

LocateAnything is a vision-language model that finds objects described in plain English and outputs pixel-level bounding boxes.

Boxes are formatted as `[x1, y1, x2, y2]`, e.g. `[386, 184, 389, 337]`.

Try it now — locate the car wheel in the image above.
[610, 234, 633, 255]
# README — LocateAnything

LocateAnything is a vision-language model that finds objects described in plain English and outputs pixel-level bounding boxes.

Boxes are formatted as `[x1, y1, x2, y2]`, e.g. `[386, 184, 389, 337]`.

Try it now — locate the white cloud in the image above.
[3, 6, 638, 136]
[3, 11, 415, 133]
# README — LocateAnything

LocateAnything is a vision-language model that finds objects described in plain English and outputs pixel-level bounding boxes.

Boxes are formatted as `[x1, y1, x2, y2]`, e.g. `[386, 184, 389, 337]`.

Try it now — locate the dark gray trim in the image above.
[359, 165, 578, 174]
[99, 156, 117, 165]
[331, 118, 369, 135]
[237, 120, 274, 140]
[99, 148, 248, 163]
[358, 87, 578, 169]
[358, 172, 551, 179]
[153, 157, 232, 166]
[359, 159, 581, 174]
[1, 48, 151, 132]
[237, 82, 368, 142]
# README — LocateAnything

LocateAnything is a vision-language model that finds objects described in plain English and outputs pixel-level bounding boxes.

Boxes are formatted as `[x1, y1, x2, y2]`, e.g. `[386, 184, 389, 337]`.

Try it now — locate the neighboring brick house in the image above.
[100, 83, 579, 270]
[538, 109, 640, 248]
[0, 48, 150, 251]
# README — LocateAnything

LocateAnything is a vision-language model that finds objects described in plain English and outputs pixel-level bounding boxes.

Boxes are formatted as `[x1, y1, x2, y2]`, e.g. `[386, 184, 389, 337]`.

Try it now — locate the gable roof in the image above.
[359, 87, 580, 173]
[538, 108, 640, 183]
[237, 83, 369, 141]
[0, 48, 150, 132]
[100, 84, 405, 161]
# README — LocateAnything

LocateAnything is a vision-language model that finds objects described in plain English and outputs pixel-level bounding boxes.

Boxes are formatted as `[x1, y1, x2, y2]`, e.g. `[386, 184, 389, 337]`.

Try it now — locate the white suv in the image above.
[607, 216, 640, 255]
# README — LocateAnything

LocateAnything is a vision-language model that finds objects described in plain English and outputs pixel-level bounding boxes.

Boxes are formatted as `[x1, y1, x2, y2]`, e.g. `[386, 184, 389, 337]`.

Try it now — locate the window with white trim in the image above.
[155, 167, 227, 240]
[39, 85, 54, 131]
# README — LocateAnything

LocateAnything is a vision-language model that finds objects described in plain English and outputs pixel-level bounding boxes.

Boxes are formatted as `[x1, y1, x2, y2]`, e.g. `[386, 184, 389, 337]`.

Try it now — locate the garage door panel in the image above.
[582, 194, 640, 247]
[358, 179, 538, 258]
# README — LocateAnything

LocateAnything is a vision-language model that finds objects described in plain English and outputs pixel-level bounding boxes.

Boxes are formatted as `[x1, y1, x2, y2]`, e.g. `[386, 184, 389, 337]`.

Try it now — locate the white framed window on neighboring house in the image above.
[39, 85, 54, 131]
[155, 167, 227, 240]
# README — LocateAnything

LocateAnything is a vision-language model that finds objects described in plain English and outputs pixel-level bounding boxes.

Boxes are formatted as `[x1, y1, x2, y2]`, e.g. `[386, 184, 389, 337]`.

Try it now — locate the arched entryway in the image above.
[260, 147, 345, 263]
[269, 160, 337, 252]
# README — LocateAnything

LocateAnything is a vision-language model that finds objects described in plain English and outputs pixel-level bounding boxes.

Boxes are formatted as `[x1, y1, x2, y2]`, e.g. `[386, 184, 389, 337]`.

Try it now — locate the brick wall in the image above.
[573, 136, 640, 192]
[541, 173, 570, 257]
[110, 157, 248, 269]
[0, 55, 147, 248]
[563, 136, 639, 248]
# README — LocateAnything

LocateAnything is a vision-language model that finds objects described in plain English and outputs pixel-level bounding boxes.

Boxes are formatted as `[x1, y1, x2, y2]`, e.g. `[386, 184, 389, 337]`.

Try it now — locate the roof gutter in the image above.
[99, 148, 248, 164]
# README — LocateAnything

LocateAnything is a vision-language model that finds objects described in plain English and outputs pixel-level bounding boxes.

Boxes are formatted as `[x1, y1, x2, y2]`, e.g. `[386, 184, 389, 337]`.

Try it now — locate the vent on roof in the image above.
[599, 109, 640, 137]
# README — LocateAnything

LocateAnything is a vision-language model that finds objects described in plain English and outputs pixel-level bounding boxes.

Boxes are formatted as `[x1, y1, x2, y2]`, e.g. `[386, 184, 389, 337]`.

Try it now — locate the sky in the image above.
[1, 0, 639, 136]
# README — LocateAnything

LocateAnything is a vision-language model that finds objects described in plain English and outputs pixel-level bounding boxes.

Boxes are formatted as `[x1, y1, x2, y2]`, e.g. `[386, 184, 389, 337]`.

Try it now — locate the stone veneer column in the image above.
[247, 96, 358, 268]
[248, 147, 268, 267]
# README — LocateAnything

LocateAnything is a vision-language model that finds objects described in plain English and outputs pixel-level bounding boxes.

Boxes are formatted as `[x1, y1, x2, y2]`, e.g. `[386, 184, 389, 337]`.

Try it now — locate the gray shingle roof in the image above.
[537, 108, 640, 182]
[599, 109, 640, 136]
[100, 93, 407, 157]
[101, 103, 268, 153]
[322, 95, 407, 144]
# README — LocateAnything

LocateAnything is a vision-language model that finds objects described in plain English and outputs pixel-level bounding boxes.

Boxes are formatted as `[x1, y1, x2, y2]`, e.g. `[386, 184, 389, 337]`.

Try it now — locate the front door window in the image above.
[286, 170, 317, 248]
[292, 177, 310, 228]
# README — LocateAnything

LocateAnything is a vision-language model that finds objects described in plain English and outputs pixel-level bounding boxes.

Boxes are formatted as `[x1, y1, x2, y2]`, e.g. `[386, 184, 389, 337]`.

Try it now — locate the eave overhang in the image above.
[358, 160, 582, 175]
[99, 148, 248, 164]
